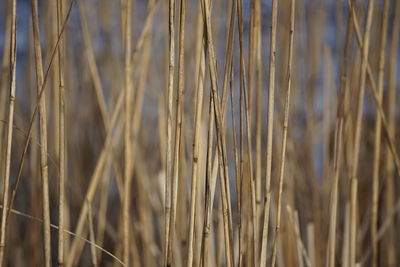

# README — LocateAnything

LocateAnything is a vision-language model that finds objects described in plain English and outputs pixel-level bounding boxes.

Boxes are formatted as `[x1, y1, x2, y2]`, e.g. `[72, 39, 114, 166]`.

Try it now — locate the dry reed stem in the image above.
[66, 90, 124, 267]
[327, 2, 354, 265]
[236, 0, 257, 263]
[193, 3, 211, 266]
[371, 1, 390, 266]
[77, 1, 109, 128]
[56, 0, 66, 265]
[187, 1, 204, 264]
[271, 0, 294, 265]
[122, 0, 133, 264]
[286, 206, 311, 267]
[0, 0, 398, 266]
[260, 0, 278, 264]
[327, 98, 344, 267]
[294, 212, 303, 267]
[349, 1, 400, 176]
[360, 195, 400, 265]
[201, 0, 235, 264]
[0, 0, 17, 264]
[201, 89, 218, 267]
[254, 0, 263, 257]
[30, 0, 52, 265]
[0, 0, 11, 161]
[66, 6, 157, 263]
[166, 0, 186, 264]
[306, 223, 316, 267]
[342, 204, 350, 267]
[164, 0, 175, 263]
[206, 0, 238, 262]
[190, 8, 207, 267]
[95, 162, 111, 264]
[86, 200, 98, 267]
[0, 204, 125, 266]
[6, 0, 75, 240]
[349, 2, 374, 266]
[384, 0, 400, 264]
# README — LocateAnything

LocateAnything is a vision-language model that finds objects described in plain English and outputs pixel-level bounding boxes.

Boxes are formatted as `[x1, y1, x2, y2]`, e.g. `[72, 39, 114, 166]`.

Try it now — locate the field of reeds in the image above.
[0, 0, 399, 266]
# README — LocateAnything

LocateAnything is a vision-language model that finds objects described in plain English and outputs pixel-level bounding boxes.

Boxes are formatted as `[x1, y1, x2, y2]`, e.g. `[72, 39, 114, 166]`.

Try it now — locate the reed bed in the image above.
[0, 0, 399, 266]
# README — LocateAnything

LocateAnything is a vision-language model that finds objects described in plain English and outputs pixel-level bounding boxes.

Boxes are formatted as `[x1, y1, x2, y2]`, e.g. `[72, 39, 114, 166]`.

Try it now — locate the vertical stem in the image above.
[271, 0, 295, 265]
[56, 0, 66, 265]
[201, 0, 234, 264]
[236, 0, 257, 264]
[123, 0, 133, 265]
[349, 1, 374, 267]
[254, 0, 263, 257]
[384, 0, 400, 265]
[260, 0, 278, 264]
[0, 0, 11, 158]
[164, 0, 175, 263]
[31, 0, 52, 265]
[327, 1, 354, 265]
[0, 0, 16, 264]
[187, 0, 203, 264]
[86, 200, 97, 267]
[371, 1, 390, 266]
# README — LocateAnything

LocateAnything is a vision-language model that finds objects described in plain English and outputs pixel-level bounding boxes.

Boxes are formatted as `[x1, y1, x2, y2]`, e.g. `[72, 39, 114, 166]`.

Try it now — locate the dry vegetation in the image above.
[0, 0, 399, 266]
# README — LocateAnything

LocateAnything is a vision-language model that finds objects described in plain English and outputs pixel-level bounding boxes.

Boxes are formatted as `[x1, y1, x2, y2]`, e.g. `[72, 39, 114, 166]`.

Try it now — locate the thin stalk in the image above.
[349, 1, 374, 267]
[254, 0, 263, 255]
[164, 0, 175, 262]
[349, 1, 400, 176]
[0, 204, 125, 266]
[122, 0, 133, 265]
[260, 0, 278, 264]
[201, 0, 235, 263]
[307, 223, 316, 267]
[201, 91, 216, 267]
[271, 0, 295, 265]
[236, 0, 257, 264]
[77, 1, 109, 129]
[31, 0, 52, 265]
[86, 200, 98, 267]
[0, 0, 11, 158]
[66, 11, 156, 263]
[66, 92, 124, 267]
[166, 0, 186, 263]
[383, 0, 400, 265]
[327, 2, 354, 265]
[56, 0, 66, 265]
[371, 1, 390, 266]
[187, 1, 204, 264]
[6, 0, 76, 234]
[286, 206, 311, 267]
[0, 0, 17, 264]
